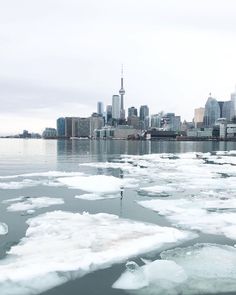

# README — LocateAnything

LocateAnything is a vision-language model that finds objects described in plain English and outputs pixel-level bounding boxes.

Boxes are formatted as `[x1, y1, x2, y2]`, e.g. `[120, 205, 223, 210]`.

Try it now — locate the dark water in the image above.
[0, 139, 236, 295]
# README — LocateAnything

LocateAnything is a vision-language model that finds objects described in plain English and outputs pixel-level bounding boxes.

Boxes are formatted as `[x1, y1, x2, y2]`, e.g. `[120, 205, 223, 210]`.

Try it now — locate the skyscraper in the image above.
[57, 117, 65, 137]
[194, 107, 205, 127]
[97, 101, 104, 116]
[128, 107, 138, 117]
[119, 65, 125, 120]
[203, 95, 221, 127]
[139, 105, 149, 121]
[112, 95, 120, 120]
[106, 105, 112, 124]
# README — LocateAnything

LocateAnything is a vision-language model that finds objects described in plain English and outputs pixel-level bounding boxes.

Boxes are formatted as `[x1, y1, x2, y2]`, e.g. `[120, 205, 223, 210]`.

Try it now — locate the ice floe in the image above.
[0, 211, 193, 295]
[0, 223, 8, 235]
[113, 243, 236, 295]
[0, 171, 85, 179]
[57, 175, 138, 193]
[139, 197, 236, 240]
[75, 193, 121, 200]
[4, 197, 64, 212]
[0, 179, 40, 190]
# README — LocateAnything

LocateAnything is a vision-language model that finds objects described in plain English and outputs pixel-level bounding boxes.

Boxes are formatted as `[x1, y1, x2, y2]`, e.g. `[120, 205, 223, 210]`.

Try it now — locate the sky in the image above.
[1, 0, 236, 135]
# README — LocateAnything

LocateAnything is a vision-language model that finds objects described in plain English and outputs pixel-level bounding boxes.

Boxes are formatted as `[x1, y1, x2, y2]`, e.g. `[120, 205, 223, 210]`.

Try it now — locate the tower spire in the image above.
[119, 64, 125, 119]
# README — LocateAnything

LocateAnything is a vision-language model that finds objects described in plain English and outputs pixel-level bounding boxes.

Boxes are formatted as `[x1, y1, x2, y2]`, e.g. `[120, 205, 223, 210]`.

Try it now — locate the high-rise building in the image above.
[127, 116, 140, 129]
[194, 107, 205, 128]
[119, 65, 126, 120]
[90, 113, 104, 138]
[112, 95, 120, 120]
[139, 105, 149, 121]
[65, 117, 73, 138]
[203, 95, 221, 127]
[231, 88, 236, 120]
[222, 101, 232, 121]
[97, 101, 104, 116]
[128, 107, 138, 117]
[72, 117, 90, 138]
[106, 105, 112, 124]
[151, 114, 162, 128]
[57, 117, 65, 137]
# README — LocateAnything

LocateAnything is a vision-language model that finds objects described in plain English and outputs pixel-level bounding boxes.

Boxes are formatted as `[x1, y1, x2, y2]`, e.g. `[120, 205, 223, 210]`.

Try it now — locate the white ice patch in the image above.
[140, 185, 181, 194]
[0, 171, 85, 179]
[0, 223, 8, 235]
[0, 179, 40, 190]
[139, 197, 236, 240]
[113, 259, 187, 290]
[75, 193, 120, 200]
[113, 243, 236, 295]
[4, 197, 64, 212]
[0, 211, 193, 295]
[57, 175, 138, 193]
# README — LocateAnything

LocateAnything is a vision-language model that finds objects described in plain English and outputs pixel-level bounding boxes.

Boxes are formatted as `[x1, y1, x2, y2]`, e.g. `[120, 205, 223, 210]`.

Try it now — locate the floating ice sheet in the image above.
[57, 175, 138, 193]
[113, 243, 236, 295]
[0, 223, 8, 235]
[4, 197, 64, 212]
[139, 197, 236, 240]
[75, 193, 121, 200]
[0, 171, 85, 179]
[0, 211, 193, 295]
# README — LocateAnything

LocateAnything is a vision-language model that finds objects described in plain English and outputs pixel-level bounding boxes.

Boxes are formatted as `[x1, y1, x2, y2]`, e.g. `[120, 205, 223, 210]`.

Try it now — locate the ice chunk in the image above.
[0, 179, 39, 189]
[0, 211, 193, 295]
[75, 193, 120, 200]
[0, 171, 85, 179]
[5, 197, 64, 212]
[139, 198, 236, 239]
[113, 244, 236, 294]
[0, 223, 8, 235]
[57, 175, 138, 193]
[113, 259, 187, 290]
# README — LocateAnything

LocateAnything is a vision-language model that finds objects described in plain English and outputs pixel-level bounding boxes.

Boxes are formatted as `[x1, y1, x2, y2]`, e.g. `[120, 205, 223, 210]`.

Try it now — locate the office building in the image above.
[194, 108, 205, 128]
[128, 107, 138, 117]
[203, 95, 221, 127]
[112, 95, 120, 120]
[56, 117, 65, 137]
[97, 101, 104, 116]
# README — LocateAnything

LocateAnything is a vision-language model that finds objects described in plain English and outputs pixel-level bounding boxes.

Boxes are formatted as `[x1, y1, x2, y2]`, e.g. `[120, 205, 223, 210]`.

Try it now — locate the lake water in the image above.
[0, 139, 236, 295]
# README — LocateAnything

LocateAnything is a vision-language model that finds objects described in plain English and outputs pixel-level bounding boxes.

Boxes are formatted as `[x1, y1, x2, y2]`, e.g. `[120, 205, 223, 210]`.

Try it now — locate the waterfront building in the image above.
[128, 107, 138, 118]
[42, 128, 57, 139]
[106, 105, 112, 124]
[90, 113, 104, 138]
[97, 101, 104, 116]
[112, 95, 120, 120]
[127, 115, 140, 129]
[65, 117, 73, 138]
[72, 117, 90, 138]
[203, 95, 221, 127]
[56, 117, 65, 137]
[140, 105, 149, 120]
[231, 88, 236, 120]
[194, 108, 205, 128]
[222, 101, 232, 121]
[161, 113, 181, 131]
[151, 114, 162, 128]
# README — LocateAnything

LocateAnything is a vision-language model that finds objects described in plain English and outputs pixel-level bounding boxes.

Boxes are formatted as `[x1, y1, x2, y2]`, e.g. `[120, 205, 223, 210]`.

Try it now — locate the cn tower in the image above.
[119, 65, 125, 120]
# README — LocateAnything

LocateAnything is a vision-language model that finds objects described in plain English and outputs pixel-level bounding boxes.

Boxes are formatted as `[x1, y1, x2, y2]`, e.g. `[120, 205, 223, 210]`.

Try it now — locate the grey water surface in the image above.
[0, 139, 236, 295]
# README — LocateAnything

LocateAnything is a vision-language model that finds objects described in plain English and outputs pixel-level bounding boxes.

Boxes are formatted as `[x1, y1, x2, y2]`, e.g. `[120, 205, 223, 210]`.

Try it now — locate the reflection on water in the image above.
[57, 139, 234, 161]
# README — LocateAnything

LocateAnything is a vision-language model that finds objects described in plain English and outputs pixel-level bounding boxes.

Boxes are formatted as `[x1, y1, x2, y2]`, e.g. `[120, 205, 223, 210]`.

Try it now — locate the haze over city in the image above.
[1, 0, 236, 135]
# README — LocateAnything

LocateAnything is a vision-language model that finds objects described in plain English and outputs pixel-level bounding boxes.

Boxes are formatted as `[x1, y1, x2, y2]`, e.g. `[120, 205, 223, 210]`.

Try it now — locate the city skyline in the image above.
[1, 0, 236, 134]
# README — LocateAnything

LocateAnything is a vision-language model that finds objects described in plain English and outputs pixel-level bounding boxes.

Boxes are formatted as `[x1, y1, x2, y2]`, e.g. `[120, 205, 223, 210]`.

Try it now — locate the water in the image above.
[0, 138, 236, 295]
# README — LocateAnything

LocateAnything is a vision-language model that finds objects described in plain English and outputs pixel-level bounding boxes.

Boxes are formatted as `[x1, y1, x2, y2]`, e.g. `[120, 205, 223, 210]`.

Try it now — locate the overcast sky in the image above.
[1, 0, 236, 135]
